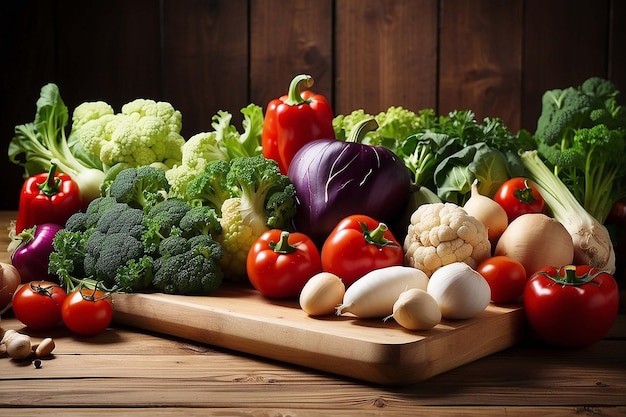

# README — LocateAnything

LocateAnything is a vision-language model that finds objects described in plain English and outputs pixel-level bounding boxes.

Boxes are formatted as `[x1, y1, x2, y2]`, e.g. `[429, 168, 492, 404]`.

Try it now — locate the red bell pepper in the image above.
[262, 74, 335, 174]
[320, 214, 404, 287]
[15, 162, 83, 233]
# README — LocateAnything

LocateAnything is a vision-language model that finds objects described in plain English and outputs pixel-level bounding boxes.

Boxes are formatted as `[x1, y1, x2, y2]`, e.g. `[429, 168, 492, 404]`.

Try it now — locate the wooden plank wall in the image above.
[1, 0, 624, 210]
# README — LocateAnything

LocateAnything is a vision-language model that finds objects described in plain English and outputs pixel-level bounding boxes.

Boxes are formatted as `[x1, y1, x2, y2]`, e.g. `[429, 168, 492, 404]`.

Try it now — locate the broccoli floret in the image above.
[535, 77, 624, 147]
[535, 87, 594, 146]
[141, 198, 192, 253]
[265, 183, 298, 229]
[89, 232, 145, 287]
[179, 205, 222, 237]
[64, 211, 88, 232]
[184, 159, 232, 212]
[158, 230, 189, 257]
[188, 234, 224, 261]
[152, 234, 224, 295]
[108, 165, 170, 209]
[84, 196, 118, 229]
[95, 202, 145, 239]
[226, 154, 296, 228]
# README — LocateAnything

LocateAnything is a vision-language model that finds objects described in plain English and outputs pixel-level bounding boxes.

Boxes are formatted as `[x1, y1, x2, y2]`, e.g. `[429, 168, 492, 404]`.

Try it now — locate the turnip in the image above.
[427, 262, 491, 320]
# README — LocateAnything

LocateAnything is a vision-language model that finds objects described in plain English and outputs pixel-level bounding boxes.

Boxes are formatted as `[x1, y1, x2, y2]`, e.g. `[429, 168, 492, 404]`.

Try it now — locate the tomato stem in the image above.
[514, 179, 539, 205]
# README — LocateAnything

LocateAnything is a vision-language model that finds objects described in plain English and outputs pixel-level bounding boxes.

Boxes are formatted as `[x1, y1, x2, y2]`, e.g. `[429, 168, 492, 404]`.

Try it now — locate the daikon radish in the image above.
[336, 265, 429, 318]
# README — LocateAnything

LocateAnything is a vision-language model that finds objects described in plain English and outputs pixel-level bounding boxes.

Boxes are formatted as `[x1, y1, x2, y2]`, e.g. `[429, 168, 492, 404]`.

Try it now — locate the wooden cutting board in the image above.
[112, 284, 526, 385]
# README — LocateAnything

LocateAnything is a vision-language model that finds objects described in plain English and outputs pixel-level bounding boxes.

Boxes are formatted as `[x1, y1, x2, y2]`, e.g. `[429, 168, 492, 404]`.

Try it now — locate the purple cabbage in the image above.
[287, 132, 411, 246]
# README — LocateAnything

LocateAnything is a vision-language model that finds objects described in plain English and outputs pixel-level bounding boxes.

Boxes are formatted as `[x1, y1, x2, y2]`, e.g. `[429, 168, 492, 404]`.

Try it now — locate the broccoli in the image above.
[64, 211, 89, 233]
[95, 202, 145, 239]
[532, 77, 626, 223]
[107, 165, 170, 209]
[50, 192, 227, 295]
[168, 154, 297, 280]
[141, 198, 192, 254]
[179, 205, 222, 238]
[158, 230, 189, 257]
[84, 196, 118, 229]
[184, 159, 232, 211]
[165, 104, 264, 198]
[217, 155, 297, 279]
[535, 77, 625, 147]
[84, 231, 145, 287]
[152, 233, 224, 295]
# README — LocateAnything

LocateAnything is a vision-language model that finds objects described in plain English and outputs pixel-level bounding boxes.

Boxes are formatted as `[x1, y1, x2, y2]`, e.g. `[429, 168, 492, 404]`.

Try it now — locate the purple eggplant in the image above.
[11, 223, 63, 283]
[287, 118, 411, 245]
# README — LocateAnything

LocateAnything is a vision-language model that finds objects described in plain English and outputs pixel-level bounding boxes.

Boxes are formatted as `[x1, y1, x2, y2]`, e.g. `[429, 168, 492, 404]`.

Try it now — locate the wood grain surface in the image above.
[111, 286, 525, 385]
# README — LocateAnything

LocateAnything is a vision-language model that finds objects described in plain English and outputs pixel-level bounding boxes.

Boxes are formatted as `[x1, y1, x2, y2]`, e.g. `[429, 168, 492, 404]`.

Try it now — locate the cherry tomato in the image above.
[493, 177, 545, 222]
[247, 229, 322, 299]
[321, 214, 404, 287]
[12, 280, 67, 330]
[476, 256, 527, 304]
[62, 288, 113, 336]
[524, 265, 619, 348]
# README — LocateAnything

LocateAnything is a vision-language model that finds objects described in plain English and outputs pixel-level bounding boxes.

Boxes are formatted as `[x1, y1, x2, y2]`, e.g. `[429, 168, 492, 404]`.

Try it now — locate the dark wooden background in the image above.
[1, 0, 624, 210]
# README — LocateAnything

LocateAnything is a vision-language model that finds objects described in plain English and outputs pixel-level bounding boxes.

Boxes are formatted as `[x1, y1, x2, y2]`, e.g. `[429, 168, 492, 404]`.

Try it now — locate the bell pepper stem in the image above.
[347, 118, 379, 143]
[37, 162, 62, 197]
[361, 222, 395, 247]
[285, 74, 315, 106]
[269, 231, 298, 254]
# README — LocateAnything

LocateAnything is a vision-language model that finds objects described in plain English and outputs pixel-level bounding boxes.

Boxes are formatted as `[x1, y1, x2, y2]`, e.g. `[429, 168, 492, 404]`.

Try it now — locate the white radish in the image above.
[299, 272, 345, 316]
[387, 288, 441, 330]
[427, 262, 491, 319]
[336, 265, 429, 318]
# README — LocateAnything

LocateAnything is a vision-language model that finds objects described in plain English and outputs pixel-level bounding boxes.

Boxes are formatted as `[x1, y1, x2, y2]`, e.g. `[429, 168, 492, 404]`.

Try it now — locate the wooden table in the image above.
[1, 211, 625, 416]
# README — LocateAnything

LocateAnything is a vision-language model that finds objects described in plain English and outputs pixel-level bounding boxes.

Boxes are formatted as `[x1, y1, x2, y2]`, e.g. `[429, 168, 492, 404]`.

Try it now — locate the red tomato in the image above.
[12, 281, 67, 330]
[476, 256, 527, 304]
[321, 214, 404, 287]
[524, 265, 619, 348]
[493, 177, 545, 222]
[247, 229, 322, 299]
[62, 288, 113, 336]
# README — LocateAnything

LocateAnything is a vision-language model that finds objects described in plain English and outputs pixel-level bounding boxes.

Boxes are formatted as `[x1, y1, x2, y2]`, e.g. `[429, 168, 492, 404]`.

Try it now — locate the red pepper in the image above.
[246, 229, 322, 299]
[320, 214, 404, 287]
[262, 74, 335, 174]
[15, 162, 83, 233]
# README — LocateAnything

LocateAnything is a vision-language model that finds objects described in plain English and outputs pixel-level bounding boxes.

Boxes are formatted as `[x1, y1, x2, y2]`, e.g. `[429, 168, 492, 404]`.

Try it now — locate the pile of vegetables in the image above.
[3, 75, 622, 348]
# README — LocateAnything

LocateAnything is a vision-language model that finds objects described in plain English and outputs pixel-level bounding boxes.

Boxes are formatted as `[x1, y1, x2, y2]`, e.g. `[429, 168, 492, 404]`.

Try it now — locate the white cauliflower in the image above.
[404, 202, 491, 276]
